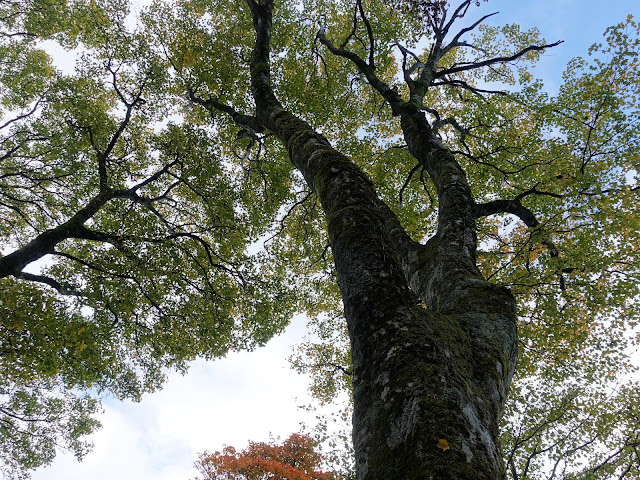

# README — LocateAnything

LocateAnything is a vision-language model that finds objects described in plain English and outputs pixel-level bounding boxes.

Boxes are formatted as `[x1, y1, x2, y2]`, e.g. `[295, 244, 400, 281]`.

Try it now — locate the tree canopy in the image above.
[195, 433, 336, 480]
[1, 0, 639, 478]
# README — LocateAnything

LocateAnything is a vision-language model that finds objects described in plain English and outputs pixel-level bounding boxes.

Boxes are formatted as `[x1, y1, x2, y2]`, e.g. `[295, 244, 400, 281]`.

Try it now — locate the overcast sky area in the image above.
[31, 1, 638, 479]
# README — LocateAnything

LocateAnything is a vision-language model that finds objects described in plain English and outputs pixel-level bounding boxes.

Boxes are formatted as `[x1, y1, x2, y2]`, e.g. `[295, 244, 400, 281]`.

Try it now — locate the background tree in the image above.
[2, 0, 639, 478]
[1, 0, 294, 476]
[195, 433, 336, 480]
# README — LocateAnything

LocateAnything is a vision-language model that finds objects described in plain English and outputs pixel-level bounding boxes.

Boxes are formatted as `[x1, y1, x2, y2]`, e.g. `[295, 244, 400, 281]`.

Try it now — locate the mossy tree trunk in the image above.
[239, 1, 519, 478]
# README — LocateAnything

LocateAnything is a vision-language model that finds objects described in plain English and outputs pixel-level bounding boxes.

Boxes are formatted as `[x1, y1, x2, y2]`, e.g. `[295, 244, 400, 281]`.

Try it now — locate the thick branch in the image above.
[0, 191, 112, 278]
[13, 272, 82, 296]
[473, 196, 567, 288]
[474, 197, 540, 228]
[187, 90, 263, 133]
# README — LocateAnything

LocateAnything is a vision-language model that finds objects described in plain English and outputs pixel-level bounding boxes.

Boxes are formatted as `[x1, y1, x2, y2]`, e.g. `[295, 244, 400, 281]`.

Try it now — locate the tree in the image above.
[195, 433, 336, 480]
[1, 0, 293, 475]
[1, 0, 639, 479]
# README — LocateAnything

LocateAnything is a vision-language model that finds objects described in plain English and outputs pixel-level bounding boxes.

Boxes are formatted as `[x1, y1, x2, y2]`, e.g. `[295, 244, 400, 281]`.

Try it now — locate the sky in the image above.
[33, 315, 319, 480]
[31, 1, 639, 479]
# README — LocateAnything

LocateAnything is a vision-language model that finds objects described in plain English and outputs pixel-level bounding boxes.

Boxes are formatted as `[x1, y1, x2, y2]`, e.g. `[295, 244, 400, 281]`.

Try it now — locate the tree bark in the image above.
[242, 2, 518, 478]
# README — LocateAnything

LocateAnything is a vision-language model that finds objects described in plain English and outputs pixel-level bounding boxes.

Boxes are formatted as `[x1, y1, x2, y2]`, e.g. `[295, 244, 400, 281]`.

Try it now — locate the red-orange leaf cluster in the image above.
[196, 433, 336, 480]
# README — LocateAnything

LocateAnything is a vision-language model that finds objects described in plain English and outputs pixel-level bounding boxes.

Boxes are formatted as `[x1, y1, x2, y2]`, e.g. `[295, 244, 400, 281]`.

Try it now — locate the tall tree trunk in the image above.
[243, 1, 518, 478]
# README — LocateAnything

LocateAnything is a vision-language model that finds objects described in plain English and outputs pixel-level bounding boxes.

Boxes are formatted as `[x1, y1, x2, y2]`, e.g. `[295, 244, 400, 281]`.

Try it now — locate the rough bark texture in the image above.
[242, 2, 519, 478]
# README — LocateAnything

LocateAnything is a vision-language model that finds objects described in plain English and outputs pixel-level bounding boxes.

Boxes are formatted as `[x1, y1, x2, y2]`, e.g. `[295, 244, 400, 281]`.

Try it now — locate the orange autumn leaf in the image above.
[437, 439, 450, 451]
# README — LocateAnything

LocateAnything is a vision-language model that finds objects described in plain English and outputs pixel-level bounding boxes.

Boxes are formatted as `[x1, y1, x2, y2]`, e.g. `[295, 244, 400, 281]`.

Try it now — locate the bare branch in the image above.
[440, 1, 473, 40]
[187, 89, 263, 133]
[432, 77, 509, 96]
[264, 190, 314, 245]
[0, 99, 43, 131]
[356, 0, 376, 68]
[441, 11, 499, 57]
[398, 163, 421, 209]
[436, 40, 564, 78]
[301, 362, 352, 376]
[13, 272, 83, 296]
[317, 33, 412, 115]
